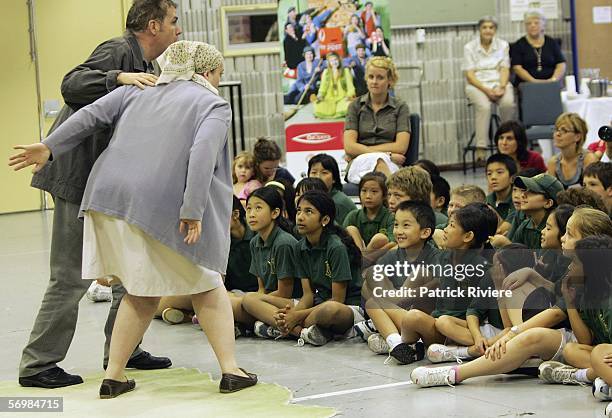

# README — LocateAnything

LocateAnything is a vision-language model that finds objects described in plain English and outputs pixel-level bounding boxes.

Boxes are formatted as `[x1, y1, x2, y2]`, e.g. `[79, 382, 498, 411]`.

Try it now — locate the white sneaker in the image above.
[426, 344, 471, 364]
[253, 321, 282, 339]
[538, 361, 583, 385]
[86, 281, 112, 302]
[354, 319, 378, 341]
[297, 325, 333, 346]
[411, 366, 456, 387]
[593, 377, 612, 401]
[606, 401, 612, 418]
[367, 333, 389, 354]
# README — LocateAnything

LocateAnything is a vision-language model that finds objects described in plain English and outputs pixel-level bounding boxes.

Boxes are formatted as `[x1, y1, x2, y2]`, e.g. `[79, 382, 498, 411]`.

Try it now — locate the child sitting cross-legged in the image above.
[359, 200, 442, 356]
[388, 204, 492, 364]
[427, 244, 534, 363]
[273, 190, 365, 346]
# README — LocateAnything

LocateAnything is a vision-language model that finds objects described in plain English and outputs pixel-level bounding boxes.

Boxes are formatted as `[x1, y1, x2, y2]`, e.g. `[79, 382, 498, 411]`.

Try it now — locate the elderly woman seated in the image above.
[343, 56, 410, 184]
[463, 16, 516, 161]
[511, 10, 566, 85]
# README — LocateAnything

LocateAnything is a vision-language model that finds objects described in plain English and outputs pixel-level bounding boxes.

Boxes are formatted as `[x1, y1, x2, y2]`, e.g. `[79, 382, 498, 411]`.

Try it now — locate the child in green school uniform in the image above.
[506, 173, 564, 250]
[359, 201, 442, 356]
[236, 187, 302, 339]
[427, 244, 535, 363]
[485, 153, 518, 235]
[344, 172, 394, 252]
[308, 153, 356, 225]
[273, 190, 364, 346]
[431, 185, 486, 247]
[391, 204, 491, 364]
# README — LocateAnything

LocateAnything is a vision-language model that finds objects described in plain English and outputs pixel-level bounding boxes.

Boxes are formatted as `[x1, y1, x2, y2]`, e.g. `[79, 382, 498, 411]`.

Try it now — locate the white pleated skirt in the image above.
[82, 211, 223, 297]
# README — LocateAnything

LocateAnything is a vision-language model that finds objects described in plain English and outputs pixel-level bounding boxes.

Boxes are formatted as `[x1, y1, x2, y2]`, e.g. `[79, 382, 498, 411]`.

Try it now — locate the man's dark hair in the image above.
[126, 0, 177, 32]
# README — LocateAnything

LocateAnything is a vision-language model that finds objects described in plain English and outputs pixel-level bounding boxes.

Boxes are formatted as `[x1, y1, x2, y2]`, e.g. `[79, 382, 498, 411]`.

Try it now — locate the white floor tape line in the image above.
[292, 380, 413, 402]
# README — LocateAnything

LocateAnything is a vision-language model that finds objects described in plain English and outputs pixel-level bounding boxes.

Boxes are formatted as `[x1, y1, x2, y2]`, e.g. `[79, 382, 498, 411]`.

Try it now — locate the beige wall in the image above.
[0, 3, 42, 213]
[1, 0, 125, 214]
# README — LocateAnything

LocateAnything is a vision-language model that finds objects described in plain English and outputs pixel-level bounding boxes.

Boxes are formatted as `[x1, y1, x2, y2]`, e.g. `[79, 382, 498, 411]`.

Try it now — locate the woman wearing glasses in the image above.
[547, 113, 598, 188]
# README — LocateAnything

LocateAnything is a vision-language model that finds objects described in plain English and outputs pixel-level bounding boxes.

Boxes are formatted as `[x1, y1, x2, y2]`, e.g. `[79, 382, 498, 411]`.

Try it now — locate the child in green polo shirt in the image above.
[391, 204, 491, 364]
[432, 185, 486, 247]
[239, 186, 302, 339]
[273, 190, 364, 346]
[359, 200, 442, 356]
[308, 153, 356, 225]
[427, 244, 534, 363]
[344, 172, 394, 253]
[491, 167, 541, 247]
[510, 174, 564, 250]
[486, 153, 518, 234]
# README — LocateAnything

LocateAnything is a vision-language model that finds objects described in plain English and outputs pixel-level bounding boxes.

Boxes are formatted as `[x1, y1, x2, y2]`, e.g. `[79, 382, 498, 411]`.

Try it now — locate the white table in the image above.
[562, 93, 612, 148]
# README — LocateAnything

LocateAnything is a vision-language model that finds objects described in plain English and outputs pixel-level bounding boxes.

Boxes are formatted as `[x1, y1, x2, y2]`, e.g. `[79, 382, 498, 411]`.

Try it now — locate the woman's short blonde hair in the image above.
[365, 56, 399, 87]
[556, 112, 588, 151]
[524, 10, 546, 24]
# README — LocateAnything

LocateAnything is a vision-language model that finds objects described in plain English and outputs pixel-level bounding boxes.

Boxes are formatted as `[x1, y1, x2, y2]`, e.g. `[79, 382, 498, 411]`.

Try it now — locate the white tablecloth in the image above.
[562, 93, 612, 148]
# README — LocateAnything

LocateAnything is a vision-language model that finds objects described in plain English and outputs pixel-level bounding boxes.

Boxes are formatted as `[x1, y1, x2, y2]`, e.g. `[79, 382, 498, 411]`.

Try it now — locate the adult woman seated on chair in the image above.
[463, 16, 515, 161]
[495, 120, 547, 173]
[547, 113, 598, 188]
[511, 10, 566, 85]
[343, 56, 410, 184]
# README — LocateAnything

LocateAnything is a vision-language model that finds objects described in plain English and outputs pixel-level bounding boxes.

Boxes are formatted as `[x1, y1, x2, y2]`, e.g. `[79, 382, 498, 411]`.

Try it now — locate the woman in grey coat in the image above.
[10, 41, 257, 398]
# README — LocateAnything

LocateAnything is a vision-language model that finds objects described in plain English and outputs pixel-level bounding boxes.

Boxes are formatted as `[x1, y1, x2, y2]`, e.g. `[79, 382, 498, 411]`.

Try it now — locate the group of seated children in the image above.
[157, 151, 612, 412]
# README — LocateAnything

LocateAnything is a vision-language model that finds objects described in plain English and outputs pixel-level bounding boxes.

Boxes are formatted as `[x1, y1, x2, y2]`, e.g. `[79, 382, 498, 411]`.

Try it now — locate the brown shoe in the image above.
[219, 368, 257, 393]
[99, 378, 136, 399]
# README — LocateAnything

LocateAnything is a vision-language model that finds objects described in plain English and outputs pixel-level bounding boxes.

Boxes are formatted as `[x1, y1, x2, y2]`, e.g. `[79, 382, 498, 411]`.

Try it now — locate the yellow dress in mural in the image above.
[314, 67, 355, 119]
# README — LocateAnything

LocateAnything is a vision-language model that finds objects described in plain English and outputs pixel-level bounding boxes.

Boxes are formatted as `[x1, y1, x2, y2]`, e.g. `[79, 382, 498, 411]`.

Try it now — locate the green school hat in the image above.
[513, 173, 564, 202]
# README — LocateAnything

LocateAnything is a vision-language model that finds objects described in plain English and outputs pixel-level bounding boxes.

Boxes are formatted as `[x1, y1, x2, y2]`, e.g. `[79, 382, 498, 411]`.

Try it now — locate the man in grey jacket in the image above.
[19, 0, 181, 389]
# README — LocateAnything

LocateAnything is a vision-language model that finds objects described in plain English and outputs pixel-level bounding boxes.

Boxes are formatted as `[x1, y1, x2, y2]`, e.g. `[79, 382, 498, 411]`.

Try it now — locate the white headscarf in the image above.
[156, 40, 224, 95]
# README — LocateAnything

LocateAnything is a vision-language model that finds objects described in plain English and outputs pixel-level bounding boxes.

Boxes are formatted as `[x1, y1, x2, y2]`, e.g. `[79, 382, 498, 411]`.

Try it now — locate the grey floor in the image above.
[0, 169, 606, 417]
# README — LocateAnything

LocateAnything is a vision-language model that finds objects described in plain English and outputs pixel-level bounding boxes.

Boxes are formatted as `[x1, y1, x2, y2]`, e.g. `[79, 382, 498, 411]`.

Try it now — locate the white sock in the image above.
[575, 368, 592, 383]
[455, 346, 471, 358]
[386, 333, 402, 350]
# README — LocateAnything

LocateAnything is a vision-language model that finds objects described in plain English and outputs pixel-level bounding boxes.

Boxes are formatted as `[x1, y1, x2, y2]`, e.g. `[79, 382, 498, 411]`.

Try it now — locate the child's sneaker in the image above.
[593, 377, 612, 401]
[538, 361, 582, 385]
[353, 319, 378, 341]
[389, 341, 425, 365]
[411, 365, 456, 387]
[297, 325, 333, 346]
[606, 401, 612, 418]
[86, 281, 112, 302]
[367, 333, 389, 354]
[426, 344, 470, 364]
[161, 308, 185, 325]
[253, 321, 282, 339]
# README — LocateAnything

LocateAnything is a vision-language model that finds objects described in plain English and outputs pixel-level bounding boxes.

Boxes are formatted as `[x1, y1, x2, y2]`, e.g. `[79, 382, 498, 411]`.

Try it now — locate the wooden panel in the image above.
[575, 0, 612, 78]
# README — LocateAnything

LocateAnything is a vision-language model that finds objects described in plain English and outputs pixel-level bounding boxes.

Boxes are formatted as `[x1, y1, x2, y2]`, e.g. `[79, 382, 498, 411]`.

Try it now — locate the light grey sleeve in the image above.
[42, 86, 127, 158]
[179, 102, 232, 220]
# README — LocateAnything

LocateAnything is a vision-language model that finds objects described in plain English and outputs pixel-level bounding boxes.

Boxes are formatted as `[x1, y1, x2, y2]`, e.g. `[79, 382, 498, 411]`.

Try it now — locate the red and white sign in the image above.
[285, 122, 347, 182]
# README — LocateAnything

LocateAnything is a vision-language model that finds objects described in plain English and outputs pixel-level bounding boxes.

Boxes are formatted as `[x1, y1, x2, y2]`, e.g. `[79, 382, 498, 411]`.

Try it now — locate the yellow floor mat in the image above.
[0, 368, 336, 417]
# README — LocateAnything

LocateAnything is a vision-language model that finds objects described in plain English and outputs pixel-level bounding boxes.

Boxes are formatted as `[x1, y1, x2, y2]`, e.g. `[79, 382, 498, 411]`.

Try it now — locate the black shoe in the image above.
[219, 368, 257, 393]
[99, 378, 136, 399]
[103, 351, 172, 371]
[19, 367, 83, 389]
[390, 342, 425, 365]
